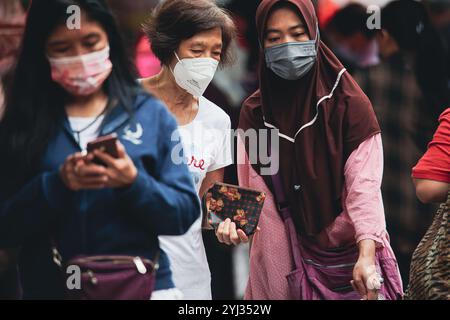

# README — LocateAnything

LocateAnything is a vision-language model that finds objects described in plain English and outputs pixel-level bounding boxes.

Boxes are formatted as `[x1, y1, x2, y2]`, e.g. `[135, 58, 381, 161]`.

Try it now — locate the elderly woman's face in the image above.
[173, 27, 223, 64]
[264, 6, 310, 49]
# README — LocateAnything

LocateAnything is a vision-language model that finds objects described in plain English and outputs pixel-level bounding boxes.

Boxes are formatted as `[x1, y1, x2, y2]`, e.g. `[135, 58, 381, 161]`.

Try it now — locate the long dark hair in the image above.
[0, 0, 138, 188]
[382, 0, 449, 116]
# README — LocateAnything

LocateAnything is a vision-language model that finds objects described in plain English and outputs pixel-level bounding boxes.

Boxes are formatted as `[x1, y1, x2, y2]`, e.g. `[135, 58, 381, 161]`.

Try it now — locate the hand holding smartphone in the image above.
[83, 133, 138, 188]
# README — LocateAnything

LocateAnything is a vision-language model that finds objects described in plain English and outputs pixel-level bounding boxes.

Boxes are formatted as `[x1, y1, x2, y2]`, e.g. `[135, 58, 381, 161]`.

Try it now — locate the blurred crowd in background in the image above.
[1, 0, 449, 299]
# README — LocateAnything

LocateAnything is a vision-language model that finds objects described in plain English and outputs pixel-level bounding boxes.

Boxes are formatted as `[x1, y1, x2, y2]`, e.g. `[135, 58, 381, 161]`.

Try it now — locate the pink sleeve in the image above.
[344, 133, 387, 246]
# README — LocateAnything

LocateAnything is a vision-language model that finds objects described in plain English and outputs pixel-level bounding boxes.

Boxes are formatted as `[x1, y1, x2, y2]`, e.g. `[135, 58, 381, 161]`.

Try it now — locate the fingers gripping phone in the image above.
[86, 133, 119, 166]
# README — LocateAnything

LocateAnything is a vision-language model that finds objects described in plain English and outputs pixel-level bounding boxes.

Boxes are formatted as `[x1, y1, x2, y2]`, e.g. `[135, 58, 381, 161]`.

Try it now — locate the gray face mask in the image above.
[265, 38, 318, 80]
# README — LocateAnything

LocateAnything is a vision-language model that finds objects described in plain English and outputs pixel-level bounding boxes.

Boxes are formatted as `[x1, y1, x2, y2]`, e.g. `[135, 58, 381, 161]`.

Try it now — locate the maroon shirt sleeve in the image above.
[412, 108, 450, 183]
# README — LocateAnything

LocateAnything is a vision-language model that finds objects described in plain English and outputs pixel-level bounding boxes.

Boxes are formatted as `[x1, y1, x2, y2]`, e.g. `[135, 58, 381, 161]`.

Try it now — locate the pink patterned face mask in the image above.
[48, 46, 113, 96]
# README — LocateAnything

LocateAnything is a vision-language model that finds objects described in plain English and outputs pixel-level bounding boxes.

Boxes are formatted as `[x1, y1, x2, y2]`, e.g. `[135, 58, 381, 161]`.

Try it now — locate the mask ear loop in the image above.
[169, 51, 183, 76]
[314, 23, 320, 50]
[258, 36, 264, 51]
[174, 51, 182, 63]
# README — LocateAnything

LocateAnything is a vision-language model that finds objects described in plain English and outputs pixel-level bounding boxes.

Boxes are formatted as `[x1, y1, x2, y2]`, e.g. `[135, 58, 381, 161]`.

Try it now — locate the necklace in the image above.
[70, 100, 109, 145]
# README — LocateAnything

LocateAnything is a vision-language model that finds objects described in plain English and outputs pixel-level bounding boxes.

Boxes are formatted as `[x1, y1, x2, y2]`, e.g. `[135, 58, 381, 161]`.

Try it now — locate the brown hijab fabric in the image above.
[239, 0, 381, 236]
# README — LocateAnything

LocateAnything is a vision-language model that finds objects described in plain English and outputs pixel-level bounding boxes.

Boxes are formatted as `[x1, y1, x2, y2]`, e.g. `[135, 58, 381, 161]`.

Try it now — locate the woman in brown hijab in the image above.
[216, 0, 403, 300]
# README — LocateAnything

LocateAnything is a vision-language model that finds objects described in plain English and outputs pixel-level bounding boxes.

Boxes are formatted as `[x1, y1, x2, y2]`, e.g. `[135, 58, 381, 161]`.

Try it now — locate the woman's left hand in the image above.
[90, 141, 138, 188]
[351, 239, 381, 300]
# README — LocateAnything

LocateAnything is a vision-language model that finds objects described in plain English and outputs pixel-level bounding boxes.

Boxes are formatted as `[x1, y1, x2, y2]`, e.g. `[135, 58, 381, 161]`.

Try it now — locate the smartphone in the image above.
[86, 133, 119, 166]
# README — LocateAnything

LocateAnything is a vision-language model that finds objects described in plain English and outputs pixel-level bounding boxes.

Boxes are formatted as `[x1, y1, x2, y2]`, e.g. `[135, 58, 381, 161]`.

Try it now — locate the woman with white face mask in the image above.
[141, 0, 236, 300]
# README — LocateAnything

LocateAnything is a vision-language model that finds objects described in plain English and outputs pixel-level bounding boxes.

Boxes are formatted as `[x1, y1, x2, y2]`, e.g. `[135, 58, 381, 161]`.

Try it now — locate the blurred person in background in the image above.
[424, 0, 450, 88]
[377, 0, 449, 150]
[353, 53, 426, 287]
[106, 0, 159, 53]
[0, 0, 199, 299]
[324, 3, 379, 72]
[141, 0, 236, 300]
[0, 0, 27, 299]
[221, 0, 261, 101]
[355, 0, 449, 284]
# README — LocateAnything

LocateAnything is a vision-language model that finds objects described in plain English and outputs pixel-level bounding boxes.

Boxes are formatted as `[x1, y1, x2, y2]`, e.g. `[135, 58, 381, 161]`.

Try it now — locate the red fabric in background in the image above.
[318, 0, 340, 28]
[412, 108, 450, 183]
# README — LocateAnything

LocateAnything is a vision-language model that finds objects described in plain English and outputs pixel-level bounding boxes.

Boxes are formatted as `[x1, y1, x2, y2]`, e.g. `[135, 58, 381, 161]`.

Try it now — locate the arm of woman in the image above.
[345, 133, 386, 247]
[199, 168, 224, 198]
[413, 179, 449, 204]
[344, 133, 387, 300]
[201, 168, 248, 239]
[412, 109, 450, 203]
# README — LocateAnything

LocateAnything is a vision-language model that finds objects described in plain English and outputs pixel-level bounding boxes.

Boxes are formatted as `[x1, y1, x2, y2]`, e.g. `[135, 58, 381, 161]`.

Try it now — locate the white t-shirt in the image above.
[68, 115, 105, 151]
[158, 96, 232, 300]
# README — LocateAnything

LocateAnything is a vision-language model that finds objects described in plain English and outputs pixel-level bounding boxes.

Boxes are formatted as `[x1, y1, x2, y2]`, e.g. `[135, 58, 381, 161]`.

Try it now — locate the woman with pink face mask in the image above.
[0, 0, 200, 299]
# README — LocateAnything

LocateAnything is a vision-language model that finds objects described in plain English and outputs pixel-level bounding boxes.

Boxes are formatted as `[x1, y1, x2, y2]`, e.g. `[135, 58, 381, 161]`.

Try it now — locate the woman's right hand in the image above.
[216, 218, 251, 246]
[59, 152, 109, 191]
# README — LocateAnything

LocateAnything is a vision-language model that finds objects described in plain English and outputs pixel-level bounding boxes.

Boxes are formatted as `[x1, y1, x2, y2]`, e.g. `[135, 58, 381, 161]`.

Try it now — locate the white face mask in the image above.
[171, 52, 218, 98]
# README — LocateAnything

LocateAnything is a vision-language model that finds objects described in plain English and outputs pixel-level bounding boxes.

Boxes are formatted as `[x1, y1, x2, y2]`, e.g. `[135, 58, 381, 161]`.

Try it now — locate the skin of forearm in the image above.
[414, 179, 449, 204]
[358, 239, 376, 262]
